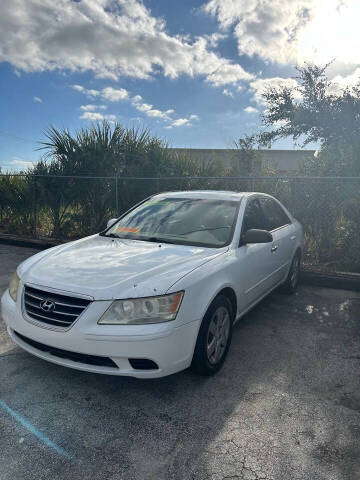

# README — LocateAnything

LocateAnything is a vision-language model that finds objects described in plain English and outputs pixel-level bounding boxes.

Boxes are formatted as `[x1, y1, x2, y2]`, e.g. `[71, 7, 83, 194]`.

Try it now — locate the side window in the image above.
[259, 198, 291, 230]
[242, 199, 268, 233]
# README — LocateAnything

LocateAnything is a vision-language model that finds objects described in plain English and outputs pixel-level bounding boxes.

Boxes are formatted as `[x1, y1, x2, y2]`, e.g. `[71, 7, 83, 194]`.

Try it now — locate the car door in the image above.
[234, 197, 280, 311]
[258, 196, 295, 284]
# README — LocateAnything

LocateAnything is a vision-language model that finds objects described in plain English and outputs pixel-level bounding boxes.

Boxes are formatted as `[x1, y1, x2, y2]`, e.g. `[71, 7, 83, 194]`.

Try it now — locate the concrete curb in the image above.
[0, 233, 61, 250]
[300, 271, 360, 292]
[1, 233, 359, 292]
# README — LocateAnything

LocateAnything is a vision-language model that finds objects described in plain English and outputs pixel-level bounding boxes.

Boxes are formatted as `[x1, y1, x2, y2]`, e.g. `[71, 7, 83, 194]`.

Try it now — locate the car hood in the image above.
[21, 234, 227, 300]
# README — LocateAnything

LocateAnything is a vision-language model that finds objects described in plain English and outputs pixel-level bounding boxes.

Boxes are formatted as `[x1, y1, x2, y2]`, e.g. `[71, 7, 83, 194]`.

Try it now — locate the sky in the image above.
[1, 0, 360, 171]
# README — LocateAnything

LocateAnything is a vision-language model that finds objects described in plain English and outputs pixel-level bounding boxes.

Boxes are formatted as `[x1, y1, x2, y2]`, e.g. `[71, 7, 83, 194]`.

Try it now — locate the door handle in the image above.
[290, 235, 296, 240]
[271, 245, 278, 252]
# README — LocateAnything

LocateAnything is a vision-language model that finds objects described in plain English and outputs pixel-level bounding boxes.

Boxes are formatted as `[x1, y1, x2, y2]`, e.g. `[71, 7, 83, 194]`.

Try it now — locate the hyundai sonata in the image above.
[1, 191, 303, 377]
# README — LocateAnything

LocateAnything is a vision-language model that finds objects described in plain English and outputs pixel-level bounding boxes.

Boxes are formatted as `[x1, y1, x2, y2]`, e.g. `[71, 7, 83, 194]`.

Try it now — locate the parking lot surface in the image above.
[1, 243, 360, 480]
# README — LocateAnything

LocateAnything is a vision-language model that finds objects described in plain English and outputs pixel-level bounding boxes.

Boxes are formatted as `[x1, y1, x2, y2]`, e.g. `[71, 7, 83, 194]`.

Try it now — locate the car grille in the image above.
[23, 285, 91, 329]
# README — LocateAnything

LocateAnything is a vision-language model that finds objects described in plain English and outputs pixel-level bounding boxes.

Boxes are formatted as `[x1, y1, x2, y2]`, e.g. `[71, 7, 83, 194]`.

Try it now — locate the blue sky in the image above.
[1, 0, 360, 171]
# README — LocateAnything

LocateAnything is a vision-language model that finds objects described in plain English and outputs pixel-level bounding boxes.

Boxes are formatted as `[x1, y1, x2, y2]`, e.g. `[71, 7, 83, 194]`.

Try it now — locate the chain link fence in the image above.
[1, 173, 360, 273]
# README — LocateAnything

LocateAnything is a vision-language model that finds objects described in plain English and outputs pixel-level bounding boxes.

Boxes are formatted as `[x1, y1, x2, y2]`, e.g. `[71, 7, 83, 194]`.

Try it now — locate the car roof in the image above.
[152, 190, 270, 201]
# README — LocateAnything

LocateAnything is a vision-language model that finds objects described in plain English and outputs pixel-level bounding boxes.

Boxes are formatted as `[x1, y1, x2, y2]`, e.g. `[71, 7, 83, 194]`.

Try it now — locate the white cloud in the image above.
[167, 118, 190, 128]
[72, 85, 101, 97]
[72, 85, 199, 128]
[205, 63, 252, 87]
[101, 87, 128, 101]
[146, 109, 171, 119]
[80, 112, 116, 122]
[173, 118, 190, 127]
[80, 104, 107, 111]
[132, 95, 143, 103]
[72, 85, 84, 92]
[249, 77, 301, 105]
[222, 89, 234, 97]
[0, 0, 251, 86]
[33, 96, 42, 103]
[10, 157, 34, 169]
[203, 0, 315, 64]
[131, 97, 173, 121]
[244, 106, 258, 114]
[329, 68, 360, 94]
[72, 85, 129, 102]
[134, 102, 152, 113]
[166, 115, 200, 129]
[203, 32, 227, 48]
[204, 0, 360, 67]
[75, 83, 198, 128]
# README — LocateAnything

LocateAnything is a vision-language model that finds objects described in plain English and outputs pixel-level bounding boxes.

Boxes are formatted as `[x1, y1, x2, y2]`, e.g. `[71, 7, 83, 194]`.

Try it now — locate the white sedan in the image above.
[1, 191, 303, 378]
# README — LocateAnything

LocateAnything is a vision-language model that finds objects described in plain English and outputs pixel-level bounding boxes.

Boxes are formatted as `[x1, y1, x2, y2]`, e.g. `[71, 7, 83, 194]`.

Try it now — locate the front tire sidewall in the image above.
[192, 295, 233, 376]
[283, 251, 301, 294]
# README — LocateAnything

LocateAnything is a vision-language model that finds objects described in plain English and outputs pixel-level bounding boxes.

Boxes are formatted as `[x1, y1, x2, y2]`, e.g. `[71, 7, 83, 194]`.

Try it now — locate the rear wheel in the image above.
[192, 295, 233, 376]
[282, 251, 301, 294]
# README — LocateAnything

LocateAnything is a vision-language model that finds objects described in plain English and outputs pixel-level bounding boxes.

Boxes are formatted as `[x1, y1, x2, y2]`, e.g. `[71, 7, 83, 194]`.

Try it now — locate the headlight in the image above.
[98, 291, 184, 325]
[9, 272, 20, 302]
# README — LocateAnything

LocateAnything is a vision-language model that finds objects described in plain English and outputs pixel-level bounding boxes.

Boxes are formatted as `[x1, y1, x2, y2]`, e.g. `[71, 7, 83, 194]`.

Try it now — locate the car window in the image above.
[259, 197, 291, 230]
[242, 198, 269, 232]
[105, 197, 240, 248]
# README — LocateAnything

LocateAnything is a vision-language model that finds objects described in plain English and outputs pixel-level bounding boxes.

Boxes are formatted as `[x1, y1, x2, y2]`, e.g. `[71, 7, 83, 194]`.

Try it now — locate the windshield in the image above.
[104, 197, 240, 248]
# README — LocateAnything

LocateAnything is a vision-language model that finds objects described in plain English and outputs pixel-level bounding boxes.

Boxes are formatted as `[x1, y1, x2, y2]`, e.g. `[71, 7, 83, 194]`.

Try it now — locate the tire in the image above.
[281, 251, 301, 294]
[192, 295, 233, 376]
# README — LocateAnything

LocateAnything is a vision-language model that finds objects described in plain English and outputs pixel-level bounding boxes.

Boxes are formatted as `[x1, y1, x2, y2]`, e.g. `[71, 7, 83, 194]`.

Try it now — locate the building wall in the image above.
[170, 148, 316, 174]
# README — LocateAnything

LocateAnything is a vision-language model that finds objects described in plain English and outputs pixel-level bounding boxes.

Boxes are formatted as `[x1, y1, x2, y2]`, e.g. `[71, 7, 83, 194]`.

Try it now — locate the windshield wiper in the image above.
[142, 236, 179, 244]
[101, 232, 125, 238]
[102, 232, 178, 244]
[101, 232, 130, 239]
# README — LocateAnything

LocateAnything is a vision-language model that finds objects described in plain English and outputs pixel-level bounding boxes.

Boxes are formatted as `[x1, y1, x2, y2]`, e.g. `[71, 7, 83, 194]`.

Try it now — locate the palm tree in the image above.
[38, 122, 172, 235]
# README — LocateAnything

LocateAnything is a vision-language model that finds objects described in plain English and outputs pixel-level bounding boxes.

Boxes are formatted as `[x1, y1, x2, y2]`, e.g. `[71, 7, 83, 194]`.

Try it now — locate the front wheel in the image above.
[282, 251, 301, 294]
[192, 295, 233, 376]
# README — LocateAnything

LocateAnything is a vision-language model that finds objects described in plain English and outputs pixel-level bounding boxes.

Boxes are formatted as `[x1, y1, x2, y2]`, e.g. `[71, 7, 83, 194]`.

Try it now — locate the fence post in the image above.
[292, 177, 296, 203]
[33, 175, 38, 238]
[115, 176, 119, 215]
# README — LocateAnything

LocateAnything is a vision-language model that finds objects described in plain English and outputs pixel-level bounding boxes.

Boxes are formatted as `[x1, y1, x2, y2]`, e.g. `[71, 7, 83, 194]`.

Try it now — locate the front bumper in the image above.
[1, 288, 201, 378]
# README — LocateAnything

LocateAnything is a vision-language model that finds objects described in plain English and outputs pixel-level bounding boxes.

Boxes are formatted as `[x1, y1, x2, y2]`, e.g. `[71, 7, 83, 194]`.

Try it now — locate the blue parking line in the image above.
[0, 399, 72, 459]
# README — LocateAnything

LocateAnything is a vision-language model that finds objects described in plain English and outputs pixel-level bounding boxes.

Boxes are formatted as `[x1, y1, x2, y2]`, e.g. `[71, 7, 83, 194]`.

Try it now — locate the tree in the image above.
[256, 63, 360, 271]
[0, 173, 34, 235]
[32, 159, 78, 238]
[232, 135, 260, 176]
[38, 122, 169, 234]
[37, 123, 121, 236]
[258, 64, 360, 175]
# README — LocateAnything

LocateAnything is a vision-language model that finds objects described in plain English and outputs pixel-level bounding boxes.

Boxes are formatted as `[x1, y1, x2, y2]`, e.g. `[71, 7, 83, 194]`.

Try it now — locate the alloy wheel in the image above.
[206, 306, 230, 365]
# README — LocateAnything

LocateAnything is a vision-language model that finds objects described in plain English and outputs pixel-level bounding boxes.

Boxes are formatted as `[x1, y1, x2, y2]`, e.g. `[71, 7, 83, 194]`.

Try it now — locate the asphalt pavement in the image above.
[1, 243, 360, 480]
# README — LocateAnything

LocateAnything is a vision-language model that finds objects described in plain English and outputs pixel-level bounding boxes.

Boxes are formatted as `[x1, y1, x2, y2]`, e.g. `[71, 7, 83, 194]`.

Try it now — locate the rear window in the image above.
[259, 197, 291, 230]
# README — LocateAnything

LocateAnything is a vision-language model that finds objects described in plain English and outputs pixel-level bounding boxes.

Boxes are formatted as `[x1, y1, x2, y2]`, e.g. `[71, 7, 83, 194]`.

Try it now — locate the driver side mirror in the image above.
[242, 228, 273, 245]
[107, 218, 118, 229]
